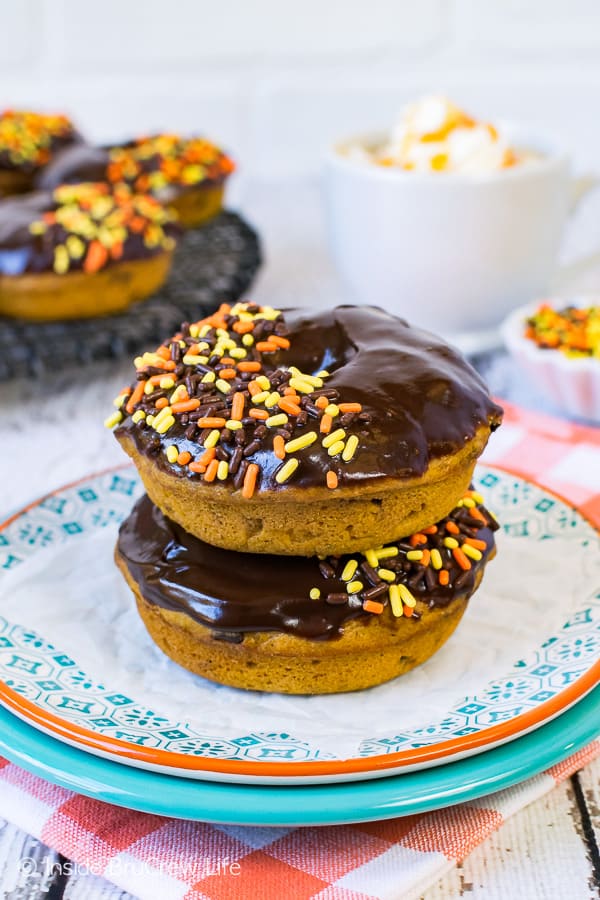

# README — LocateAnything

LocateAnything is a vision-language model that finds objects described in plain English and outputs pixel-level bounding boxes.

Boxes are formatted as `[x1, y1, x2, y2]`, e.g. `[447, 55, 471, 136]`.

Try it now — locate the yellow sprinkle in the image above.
[218, 337, 236, 351]
[113, 393, 128, 408]
[216, 379, 231, 394]
[256, 375, 270, 391]
[66, 235, 85, 259]
[285, 431, 318, 453]
[155, 415, 175, 434]
[430, 548, 443, 570]
[342, 434, 359, 462]
[225, 420, 243, 430]
[131, 409, 146, 423]
[462, 544, 483, 561]
[463, 497, 476, 508]
[325, 403, 339, 417]
[198, 324, 212, 338]
[251, 391, 269, 405]
[183, 354, 209, 366]
[444, 537, 459, 549]
[266, 413, 288, 428]
[471, 491, 485, 504]
[301, 374, 323, 388]
[216, 328, 228, 338]
[327, 440, 345, 457]
[375, 546, 398, 560]
[242, 334, 254, 347]
[364, 549, 379, 567]
[341, 559, 358, 581]
[406, 550, 423, 561]
[201, 371, 216, 384]
[398, 584, 417, 608]
[203, 429, 221, 449]
[152, 406, 172, 427]
[265, 391, 281, 409]
[209, 345, 223, 357]
[275, 457, 299, 484]
[144, 382, 155, 395]
[309, 588, 321, 600]
[347, 580, 364, 594]
[189, 324, 200, 338]
[53, 245, 69, 274]
[134, 357, 144, 368]
[146, 414, 155, 426]
[104, 410, 123, 429]
[322, 428, 346, 449]
[389, 584, 402, 617]
[166, 445, 178, 463]
[159, 376, 175, 389]
[217, 460, 229, 481]
[316, 370, 330, 378]
[29, 220, 46, 235]
[229, 347, 247, 359]
[378, 568, 395, 582]
[170, 384, 187, 404]
[289, 377, 314, 394]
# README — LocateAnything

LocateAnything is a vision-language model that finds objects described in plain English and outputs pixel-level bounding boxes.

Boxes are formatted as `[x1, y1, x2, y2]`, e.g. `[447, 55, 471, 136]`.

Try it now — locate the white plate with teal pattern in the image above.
[0, 464, 598, 784]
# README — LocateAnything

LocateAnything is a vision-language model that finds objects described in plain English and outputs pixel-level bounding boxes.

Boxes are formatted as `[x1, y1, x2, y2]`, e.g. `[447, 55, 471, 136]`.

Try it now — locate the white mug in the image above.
[324, 124, 597, 351]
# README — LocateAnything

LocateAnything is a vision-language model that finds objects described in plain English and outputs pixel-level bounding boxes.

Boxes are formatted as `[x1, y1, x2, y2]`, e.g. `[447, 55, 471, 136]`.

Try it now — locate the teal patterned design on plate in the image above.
[0, 466, 598, 764]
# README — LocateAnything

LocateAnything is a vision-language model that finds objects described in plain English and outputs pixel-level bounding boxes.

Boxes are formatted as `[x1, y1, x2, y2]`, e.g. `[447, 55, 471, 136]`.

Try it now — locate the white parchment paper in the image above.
[1, 525, 598, 758]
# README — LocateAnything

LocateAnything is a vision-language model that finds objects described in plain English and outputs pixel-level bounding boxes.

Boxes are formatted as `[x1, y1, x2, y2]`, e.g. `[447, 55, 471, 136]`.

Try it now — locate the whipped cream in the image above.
[355, 96, 536, 174]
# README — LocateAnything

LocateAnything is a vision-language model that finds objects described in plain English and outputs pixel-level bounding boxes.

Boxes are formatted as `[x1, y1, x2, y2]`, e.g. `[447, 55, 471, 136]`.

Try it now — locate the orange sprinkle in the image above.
[237, 361, 262, 373]
[248, 381, 263, 396]
[273, 435, 286, 459]
[410, 533, 427, 547]
[126, 379, 147, 414]
[83, 240, 108, 274]
[270, 335, 290, 349]
[326, 470, 338, 490]
[230, 392, 245, 421]
[320, 413, 333, 434]
[469, 507, 487, 524]
[249, 408, 269, 420]
[403, 605, 414, 618]
[338, 403, 362, 413]
[220, 357, 236, 366]
[232, 320, 255, 334]
[242, 463, 260, 499]
[422, 525, 438, 535]
[177, 451, 192, 466]
[155, 346, 171, 360]
[283, 387, 298, 396]
[154, 397, 169, 410]
[315, 396, 329, 410]
[164, 360, 177, 371]
[363, 599, 384, 615]
[464, 537, 487, 551]
[218, 368, 237, 380]
[198, 447, 216, 466]
[188, 461, 207, 474]
[256, 341, 278, 353]
[279, 397, 301, 416]
[445, 521, 460, 535]
[421, 549, 431, 567]
[203, 459, 219, 482]
[452, 547, 472, 571]
[439, 570, 450, 586]
[171, 399, 201, 414]
[148, 374, 167, 385]
[197, 417, 227, 428]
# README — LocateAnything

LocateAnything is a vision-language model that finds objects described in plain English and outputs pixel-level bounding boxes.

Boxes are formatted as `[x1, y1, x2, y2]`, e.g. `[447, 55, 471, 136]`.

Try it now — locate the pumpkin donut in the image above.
[0, 109, 80, 198]
[107, 302, 502, 555]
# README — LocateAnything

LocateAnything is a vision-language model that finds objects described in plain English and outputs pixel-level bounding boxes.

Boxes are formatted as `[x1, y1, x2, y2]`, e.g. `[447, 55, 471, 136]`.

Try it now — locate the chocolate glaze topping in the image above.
[0, 186, 177, 276]
[115, 305, 503, 491]
[118, 493, 497, 641]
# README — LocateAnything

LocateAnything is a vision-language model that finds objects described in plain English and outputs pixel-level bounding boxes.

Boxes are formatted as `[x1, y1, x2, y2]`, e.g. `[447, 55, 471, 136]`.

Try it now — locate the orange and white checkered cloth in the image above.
[0, 401, 599, 900]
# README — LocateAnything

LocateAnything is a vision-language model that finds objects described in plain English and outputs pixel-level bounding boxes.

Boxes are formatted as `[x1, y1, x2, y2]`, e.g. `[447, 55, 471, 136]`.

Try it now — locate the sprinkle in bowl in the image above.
[501, 298, 600, 423]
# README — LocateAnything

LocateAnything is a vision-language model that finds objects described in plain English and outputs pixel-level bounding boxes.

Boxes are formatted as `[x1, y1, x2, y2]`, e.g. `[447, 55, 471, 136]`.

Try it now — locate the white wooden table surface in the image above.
[0, 180, 598, 899]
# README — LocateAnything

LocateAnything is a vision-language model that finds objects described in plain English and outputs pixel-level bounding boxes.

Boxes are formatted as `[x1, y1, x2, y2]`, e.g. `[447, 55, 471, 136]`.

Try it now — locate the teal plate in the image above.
[0, 687, 598, 826]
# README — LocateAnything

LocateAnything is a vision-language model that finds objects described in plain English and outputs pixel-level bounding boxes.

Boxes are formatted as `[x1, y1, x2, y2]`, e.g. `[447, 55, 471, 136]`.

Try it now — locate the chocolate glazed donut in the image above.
[111, 303, 502, 555]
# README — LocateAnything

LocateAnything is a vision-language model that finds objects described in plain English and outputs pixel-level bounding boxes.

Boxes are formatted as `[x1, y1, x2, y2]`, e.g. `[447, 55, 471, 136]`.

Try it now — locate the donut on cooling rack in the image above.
[106, 302, 503, 556]
[115, 490, 499, 694]
[0, 109, 80, 198]
[37, 133, 235, 229]
[0, 182, 178, 321]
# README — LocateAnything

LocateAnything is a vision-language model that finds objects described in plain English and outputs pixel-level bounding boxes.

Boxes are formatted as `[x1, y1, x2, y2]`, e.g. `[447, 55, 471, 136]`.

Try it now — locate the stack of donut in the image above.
[0, 109, 234, 320]
[108, 301, 503, 694]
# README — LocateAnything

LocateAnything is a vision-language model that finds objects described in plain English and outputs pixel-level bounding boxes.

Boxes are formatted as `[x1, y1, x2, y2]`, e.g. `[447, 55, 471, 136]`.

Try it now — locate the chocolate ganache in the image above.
[114, 304, 503, 492]
[117, 492, 497, 641]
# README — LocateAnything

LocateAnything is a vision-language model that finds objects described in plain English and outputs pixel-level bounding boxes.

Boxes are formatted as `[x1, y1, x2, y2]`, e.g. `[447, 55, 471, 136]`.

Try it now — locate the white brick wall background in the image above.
[1, 0, 600, 183]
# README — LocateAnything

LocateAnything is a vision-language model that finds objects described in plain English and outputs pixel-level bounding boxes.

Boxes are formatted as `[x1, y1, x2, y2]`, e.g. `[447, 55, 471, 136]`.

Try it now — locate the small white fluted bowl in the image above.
[501, 299, 600, 424]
